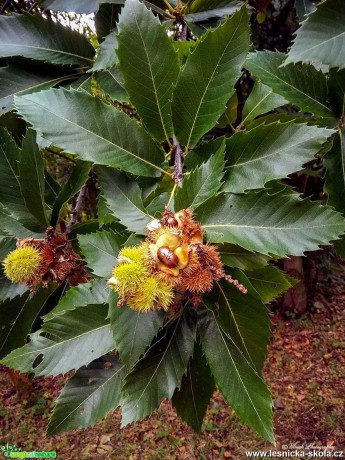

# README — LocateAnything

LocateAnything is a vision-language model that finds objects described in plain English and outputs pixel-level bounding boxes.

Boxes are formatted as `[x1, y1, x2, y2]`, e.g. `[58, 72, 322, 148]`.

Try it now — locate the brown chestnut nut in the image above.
[157, 246, 179, 268]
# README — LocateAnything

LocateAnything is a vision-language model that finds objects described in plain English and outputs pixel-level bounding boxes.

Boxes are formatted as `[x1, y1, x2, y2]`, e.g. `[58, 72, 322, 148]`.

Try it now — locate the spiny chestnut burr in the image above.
[157, 246, 179, 268]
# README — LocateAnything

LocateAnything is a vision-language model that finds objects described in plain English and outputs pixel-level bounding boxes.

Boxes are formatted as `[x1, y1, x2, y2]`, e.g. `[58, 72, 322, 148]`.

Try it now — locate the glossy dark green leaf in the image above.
[286, 0, 345, 70]
[184, 137, 225, 170]
[294, 0, 316, 21]
[245, 266, 295, 303]
[219, 244, 271, 270]
[15, 88, 165, 177]
[245, 51, 335, 122]
[0, 287, 55, 360]
[0, 128, 43, 231]
[223, 121, 333, 193]
[185, 1, 243, 22]
[78, 229, 126, 277]
[121, 309, 197, 425]
[172, 6, 250, 148]
[0, 13, 95, 66]
[96, 167, 153, 234]
[0, 204, 44, 239]
[19, 129, 48, 226]
[109, 294, 165, 368]
[241, 81, 288, 125]
[117, 0, 179, 141]
[51, 160, 90, 227]
[1, 304, 114, 376]
[197, 190, 345, 257]
[324, 131, 345, 214]
[198, 307, 274, 442]
[48, 355, 127, 435]
[175, 139, 225, 211]
[204, 274, 271, 373]
[172, 341, 214, 433]
[93, 32, 118, 71]
[94, 67, 128, 102]
[44, 280, 109, 321]
[0, 66, 79, 116]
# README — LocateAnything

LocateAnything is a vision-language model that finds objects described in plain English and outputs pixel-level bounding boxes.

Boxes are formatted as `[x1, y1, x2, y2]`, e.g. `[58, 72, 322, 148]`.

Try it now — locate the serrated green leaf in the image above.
[219, 244, 271, 270]
[0, 280, 27, 305]
[78, 229, 127, 278]
[117, 0, 179, 141]
[217, 92, 238, 128]
[19, 129, 48, 227]
[36, 0, 123, 13]
[172, 341, 214, 433]
[184, 136, 225, 170]
[14, 88, 165, 177]
[285, 0, 345, 70]
[328, 68, 345, 119]
[188, 0, 240, 13]
[175, 139, 225, 211]
[245, 51, 335, 121]
[109, 295, 165, 368]
[172, 6, 250, 148]
[0, 236, 16, 259]
[242, 81, 288, 124]
[48, 354, 127, 435]
[0, 66, 79, 116]
[96, 167, 153, 234]
[1, 304, 114, 376]
[205, 274, 271, 372]
[185, 1, 244, 22]
[0, 204, 44, 239]
[197, 190, 345, 257]
[94, 67, 128, 103]
[0, 128, 44, 231]
[0, 13, 95, 66]
[121, 308, 196, 425]
[245, 266, 295, 303]
[324, 131, 345, 214]
[97, 193, 117, 227]
[95, 3, 123, 40]
[145, 192, 171, 216]
[198, 307, 274, 442]
[92, 32, 118, 71]
[51, 160, 90, 227]
[294, 0, 316, 21]
[44, 170, 61, 206]
[44, 280, 109, 321]
[222, 121, 334, 193]
[0, 286, 55, 359]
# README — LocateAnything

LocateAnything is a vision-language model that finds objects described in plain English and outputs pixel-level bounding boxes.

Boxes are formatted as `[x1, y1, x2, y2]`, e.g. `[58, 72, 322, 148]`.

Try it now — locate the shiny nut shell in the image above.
[157, 246, 179, 268]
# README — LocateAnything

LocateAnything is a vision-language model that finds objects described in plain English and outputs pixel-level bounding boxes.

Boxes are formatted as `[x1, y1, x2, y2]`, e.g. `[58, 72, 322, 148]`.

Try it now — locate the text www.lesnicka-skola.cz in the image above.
[245, 450, 344, 458]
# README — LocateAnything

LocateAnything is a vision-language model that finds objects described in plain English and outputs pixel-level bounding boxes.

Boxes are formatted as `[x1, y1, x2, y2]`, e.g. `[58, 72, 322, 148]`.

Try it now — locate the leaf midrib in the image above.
[294, 29, 345, 58]
[250, 59, 333, 115]
[228, 128, 329, 168]
[125, 316, 182, 410]
[3, 43, 94, 63]
[1, 73, 82, 102]
[7, 323, 111, 367]
[211, 311, 271, 439]
[186, 8, 244, 148]
[20, 97, 164, 175]
[51, 364, 126, 433]
[203, 222, 342, 231]
[133, 11, 170, 142]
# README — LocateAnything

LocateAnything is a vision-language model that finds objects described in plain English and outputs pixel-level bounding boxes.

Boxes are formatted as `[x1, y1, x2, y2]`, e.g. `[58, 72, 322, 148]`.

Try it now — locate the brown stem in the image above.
[66, 186, 87, 234]
[172, 135, 184, 187]
[45, 147, 76, 164]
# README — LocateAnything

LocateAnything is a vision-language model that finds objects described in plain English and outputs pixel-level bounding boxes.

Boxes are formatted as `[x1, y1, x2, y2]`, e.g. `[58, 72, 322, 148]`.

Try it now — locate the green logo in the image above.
[1, 444, 56, 459]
